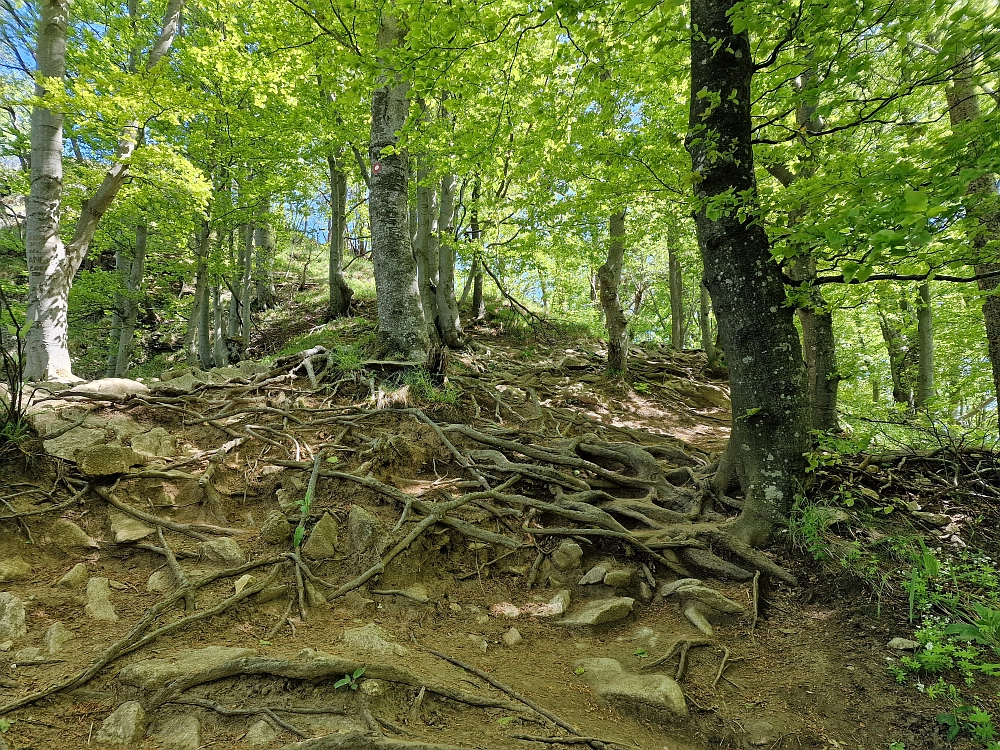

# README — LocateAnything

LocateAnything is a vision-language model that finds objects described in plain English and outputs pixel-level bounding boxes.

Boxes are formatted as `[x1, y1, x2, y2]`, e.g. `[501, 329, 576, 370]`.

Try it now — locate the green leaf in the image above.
[574, 667, 586, 675]
[904, 190, 928, 214]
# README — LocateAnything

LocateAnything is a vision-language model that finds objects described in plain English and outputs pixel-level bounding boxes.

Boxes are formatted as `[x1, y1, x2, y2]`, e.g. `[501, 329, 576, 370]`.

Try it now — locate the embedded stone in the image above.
[260, 511, 290, 544]
[57, 563, 90, 588]
[66, 379, 149, 401]
[0, 557, 30, 583]
[76, 445, 144, 476]
[109, 509, 154, 543]
[559, 597, 634, 628]
[130, 427, 178, 459]
[44, 621, 75, 654]
[0, 593, 27, 641]
[342, 624, 409, 657]
[888, 637, 920, 651]
[198, 537, 246, 567]
[42, 427, 105, 461]
[147, 569, 176, 593]
[84, 577, 118, 621]
[348, 505, 384, 554]
[574, 657, 687, 722]
[302, 512, 339, 560]
[502, 627, 523, 647]
[150, 714, 201, 750]
[245, 719, 278, 745]
[551, 541, 584, 571]
[48, 519, 99, 552]
[603, 569, 634, 588]
[579, 565, 609, 585]
[94, 701, 147, 745]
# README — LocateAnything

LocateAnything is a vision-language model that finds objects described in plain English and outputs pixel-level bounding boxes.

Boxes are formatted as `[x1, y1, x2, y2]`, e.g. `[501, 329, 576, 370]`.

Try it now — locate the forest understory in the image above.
[0, 306, 993, 750]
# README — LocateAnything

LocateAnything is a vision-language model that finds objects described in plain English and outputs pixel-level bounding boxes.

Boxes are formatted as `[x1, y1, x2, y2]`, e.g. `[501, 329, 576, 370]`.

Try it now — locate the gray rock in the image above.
[151, 372, 209, 396]
[545, 589, 571, 617]
[42, 427, 105, 461]
[76, 445, 144, 476]
[638, 582, 653, 602]
[66, 378, 149, 401]
[344, 590, 376, 617]
[579, 565, 608, 585]
[108, 509, 154, 543]
[551, 540, 584, 571]
[0, 592, 27, 641]
[342, 624, 409, 657]
[260, 511, 290, 544]
[48, 519, 99, 552]
[502, 627, 523, 647]
[150, 715, 201, 750]
[245, 718, 278, 745]
[57, 563, 90, 588]
[574, 657, 687, 722]
[657, 578, 702, 597]
[147, 569, 176, 593]
[44, 621, 75, 654]
[84, 577, 118, 621]
[604, 569, 634, 588]
[674, 584, 744, 620]
[198, 538, 246, 567]
[559, 597, 634, 628]
[130, 427, 178, 459]
[744, 719, 780, 746]
[888, 637, 920, 650]
[94, 701, 147, 745]
[305, 581, 327, 607]
[12, 646, 41, 662]
[118, 646, 257, 690]
[302, 512, 339, 560]
[235, 574, 256, 594]
[912, 511, 951, 527]
[0, 557, 30, 583]
[348, 505, 384, 554]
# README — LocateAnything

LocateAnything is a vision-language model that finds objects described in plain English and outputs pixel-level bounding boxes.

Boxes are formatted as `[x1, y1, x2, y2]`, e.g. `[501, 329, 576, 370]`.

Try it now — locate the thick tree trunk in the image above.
[468, 181, 486, 321]
[105, 249, 128, 377]
[597, 210, 628, 374]
[193, 227, 213, 369]
[946, 61, 1000, 399]
[213, 284, 228, 368]
[327, 154, 353, 318]
[916, 282, 934, 407]
[688, 0, 808, 544]
[699, 280, 716, 363]
[791, 257, 840, 432]
[110, 223, 148, 376]
[24, 0, 184, 381]
[668, 236, 683, 350]
[436, 172, 464, 347]
[368, 11, 428, 360]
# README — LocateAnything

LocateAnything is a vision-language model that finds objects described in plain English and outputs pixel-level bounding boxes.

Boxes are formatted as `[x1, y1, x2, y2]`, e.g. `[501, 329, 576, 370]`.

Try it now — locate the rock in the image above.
[0, 557, 30, 583]
[344, 590, 376, 617]
[42, 427, 105, 461]
[743, 719, 781, 746]
[84, 577, 118, 621]
[151, 372, 209, 396]
[658, 578, 702, 598]
[579, 565, 608, 585]
[130, 427, 178, 459]
[888, 637, 920, 650]
[574, 657, 687, 722]
[0, 593, 27, 641]
[302, 512, 339, 560]
[546, 589, 571, 617]
[57, 563, 90, 588]
[44, 621, 75, 654]
[151, 715, 201, 750]
[198, 538, 246, 567]
[305, 582, 327, 607]
[118, 646, 257, 690]
[912, 511, 951, 527]
[671, 583, 744, 636]
[147, 569, 176, 593]
[76, 445, 144, 477]
[403, 583, 429, 603]
[260, 511, 290, 544]
[48, 519, 99, 552]
[67, 378, 149, 401]
[348, 505, 384, 554]
[12, 647, 42, 662]
[108, 509, 154, 543]
[502, 627, 523, 647]
[94, 701, 147, 745]
[551, 540, 584, 571]
[341, 624, 409, 657]
[245, 718, 278, 745]
[559, 597, 634, 628]
[638, 582, 653, 602]
[235, 574, 256, 594]
[604, 569, 634, 588]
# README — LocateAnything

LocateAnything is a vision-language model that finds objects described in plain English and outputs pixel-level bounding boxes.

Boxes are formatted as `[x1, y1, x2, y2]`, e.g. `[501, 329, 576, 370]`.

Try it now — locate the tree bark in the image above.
[327, 154, 353, 318]
[688, 0, 808, 544]
[414, 151, 440, 343]
[194, 226, 213, 369]
[668, 234, 683, 349]
[915, 282, 934, 407]
[368, 10, 428, 360]
[436, 172, 464, 347]
[699, 280, 716, 364]
[110, 223, 148, 376]
[597, 210, 628, 374]
[946, 59, 1000, 399]
[105, 249, 128, 377]
[212, 283, 228, 368]
[792, 257, 840, 431]
[468, 180, 485, 321]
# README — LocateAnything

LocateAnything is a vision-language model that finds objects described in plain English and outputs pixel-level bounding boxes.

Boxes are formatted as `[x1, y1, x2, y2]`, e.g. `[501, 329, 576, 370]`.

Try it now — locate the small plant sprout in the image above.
[334, 667, 366, 690]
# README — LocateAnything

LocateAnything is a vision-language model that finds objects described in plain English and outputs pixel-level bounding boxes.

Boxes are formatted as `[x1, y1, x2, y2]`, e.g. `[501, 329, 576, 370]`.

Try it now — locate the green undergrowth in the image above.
[792, 428, 1000, 750]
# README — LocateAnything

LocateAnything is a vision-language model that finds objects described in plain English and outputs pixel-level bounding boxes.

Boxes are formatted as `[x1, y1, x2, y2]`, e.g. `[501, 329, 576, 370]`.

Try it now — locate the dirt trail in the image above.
[0, 337, 947, 750]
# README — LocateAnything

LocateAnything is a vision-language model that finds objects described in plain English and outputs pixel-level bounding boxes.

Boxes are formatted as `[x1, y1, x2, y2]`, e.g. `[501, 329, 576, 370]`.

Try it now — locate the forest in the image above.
[0, 0, 998, 749]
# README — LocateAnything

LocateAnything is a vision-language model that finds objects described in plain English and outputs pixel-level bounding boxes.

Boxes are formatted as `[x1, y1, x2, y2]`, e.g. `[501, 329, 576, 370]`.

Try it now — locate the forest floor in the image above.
[0, 299, 989, 750]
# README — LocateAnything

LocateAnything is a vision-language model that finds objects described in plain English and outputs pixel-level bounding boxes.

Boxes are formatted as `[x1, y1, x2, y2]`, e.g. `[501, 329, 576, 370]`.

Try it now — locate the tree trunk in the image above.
[414, 152, 440, 342]
[436, 172, 464, 347]
[24, 0, 184, 381]
[597, 210, 628, 375]
[213, 284, 228, 368]
[368, 11, 428, 360]
[254, 210, 278, 311]
[916, 282, 934, 407]
[468, 181, 486, 321]
[327, 154, 353, 318]
[194, 228, 213, 369]
[668, 235, 683, 350]
[688, 0, 808, 544]
[878, 299, 917, 409]
[946, 59, 1000, 399]
[105, 249, 128, 377]
[791, 257, 840, 432]
[699, 280, 716, 363]
[112, 223, 148, 376]
[184, 223, 210, 366]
